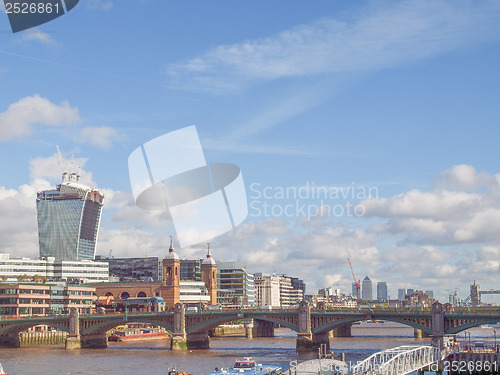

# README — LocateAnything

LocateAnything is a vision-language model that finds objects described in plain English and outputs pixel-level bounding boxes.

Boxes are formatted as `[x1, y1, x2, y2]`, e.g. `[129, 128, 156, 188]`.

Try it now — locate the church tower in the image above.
[201, 243, 217, 305]
[161, 236, 180, 308]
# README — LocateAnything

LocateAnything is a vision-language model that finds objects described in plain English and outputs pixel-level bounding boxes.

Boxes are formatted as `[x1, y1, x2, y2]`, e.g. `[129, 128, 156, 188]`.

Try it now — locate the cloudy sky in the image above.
[1, 0, 500, 303]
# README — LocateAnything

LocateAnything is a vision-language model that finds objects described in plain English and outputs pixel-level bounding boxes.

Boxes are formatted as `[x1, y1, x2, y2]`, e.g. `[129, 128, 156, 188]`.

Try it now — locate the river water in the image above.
[0, 322, 496, 375]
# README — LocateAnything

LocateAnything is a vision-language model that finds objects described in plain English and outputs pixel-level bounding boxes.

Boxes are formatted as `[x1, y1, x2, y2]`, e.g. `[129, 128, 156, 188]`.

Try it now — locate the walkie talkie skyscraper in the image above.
[36, 150, 104, 260]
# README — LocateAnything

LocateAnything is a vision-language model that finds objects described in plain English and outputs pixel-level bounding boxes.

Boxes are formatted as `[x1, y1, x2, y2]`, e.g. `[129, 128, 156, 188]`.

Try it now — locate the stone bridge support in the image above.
[253, 319, 274, 337]
[0, 333, 21, 347]
[171, 302, 187, 350]
[431, 302, 444, 349]
[65, 307, 82, 349]
[186, 332, 210, 349]
[331, 324, 352, 338]
[244, 322, 254, 338]
[312, 332, 330, 351]
[81, 334, 108, 349]
[296, 300, 315, 351]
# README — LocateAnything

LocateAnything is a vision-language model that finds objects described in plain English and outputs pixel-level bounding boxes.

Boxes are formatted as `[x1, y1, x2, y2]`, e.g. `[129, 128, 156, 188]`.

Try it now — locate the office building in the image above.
[361, 276, 372, 300]
[96, 256, 162, 282]
[217, 261, 254, 306]
[37, 180, 104, 260]
[0, 253, 109, 283]
[377, 281, 388, 300]
[180, 259, 202, 281]
[254, 274, 303, 308]
[290, 277, 306, 298]
[398, 288, 406, 301]
[0, 283, 96, 315]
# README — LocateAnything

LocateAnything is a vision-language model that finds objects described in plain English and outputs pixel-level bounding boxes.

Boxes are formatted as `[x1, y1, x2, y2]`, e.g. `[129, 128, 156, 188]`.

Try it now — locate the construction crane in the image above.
[348, 257, 360, 305]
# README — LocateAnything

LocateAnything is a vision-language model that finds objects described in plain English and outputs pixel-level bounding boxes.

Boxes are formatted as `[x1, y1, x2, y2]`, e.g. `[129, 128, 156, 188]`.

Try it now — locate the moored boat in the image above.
[108, 327, 169, 342]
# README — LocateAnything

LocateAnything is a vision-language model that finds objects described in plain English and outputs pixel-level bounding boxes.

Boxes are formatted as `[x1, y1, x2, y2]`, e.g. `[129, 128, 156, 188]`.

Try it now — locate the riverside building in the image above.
[0, 253, 109, 283]
[0, 283, 96, 316]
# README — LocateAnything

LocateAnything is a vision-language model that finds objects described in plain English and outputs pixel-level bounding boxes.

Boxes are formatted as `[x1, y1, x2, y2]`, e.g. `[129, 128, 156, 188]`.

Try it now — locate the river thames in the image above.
[0, 322, 496, 375]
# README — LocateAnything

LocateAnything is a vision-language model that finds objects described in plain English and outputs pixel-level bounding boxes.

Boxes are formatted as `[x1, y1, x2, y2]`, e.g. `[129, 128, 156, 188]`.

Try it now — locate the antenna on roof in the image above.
[56, 145, 68, 182]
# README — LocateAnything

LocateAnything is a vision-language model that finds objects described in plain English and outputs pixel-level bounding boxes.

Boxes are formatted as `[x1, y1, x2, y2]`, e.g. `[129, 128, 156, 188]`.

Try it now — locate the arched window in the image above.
[167, 266, 172, 277]
[137, 291, 147, 297]
[105, 292, 113, 297]
[120, 292, 130, 299]
[212, 271, 215, 280]
[175, 267, 178, 276]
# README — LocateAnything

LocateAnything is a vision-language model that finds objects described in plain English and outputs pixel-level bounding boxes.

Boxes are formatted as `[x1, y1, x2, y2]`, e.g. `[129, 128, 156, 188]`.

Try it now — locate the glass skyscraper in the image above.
[36, 182, 104, 260]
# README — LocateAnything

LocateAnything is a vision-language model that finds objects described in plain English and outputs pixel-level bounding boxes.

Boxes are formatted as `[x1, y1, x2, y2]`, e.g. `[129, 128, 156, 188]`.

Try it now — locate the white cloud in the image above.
[361, 165, 500, 245]
[0, 95, 81, 141]
[78, 126, 119, 150]
[29, 152, 96, 187]
[435, 164, 498, 191]
[21, 30, 58, 47]
[165, 1, 500, 93]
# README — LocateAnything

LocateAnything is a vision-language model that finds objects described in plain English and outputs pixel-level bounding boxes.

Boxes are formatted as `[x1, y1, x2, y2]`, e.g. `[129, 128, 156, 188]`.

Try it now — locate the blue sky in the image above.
[1, 0, 500, 303]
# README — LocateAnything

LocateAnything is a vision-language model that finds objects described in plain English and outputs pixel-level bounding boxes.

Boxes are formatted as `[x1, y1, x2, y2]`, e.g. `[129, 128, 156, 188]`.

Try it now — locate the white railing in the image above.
[350, 345, 440, 375]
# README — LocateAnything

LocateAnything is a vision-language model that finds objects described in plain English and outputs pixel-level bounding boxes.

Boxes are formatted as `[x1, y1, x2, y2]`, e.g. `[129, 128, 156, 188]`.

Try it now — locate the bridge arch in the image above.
[185, 312, 299, 334]
[81, 317, 174, 335]
[447, 318, 500, 335]
[313, 317, 432, 336]
[0, 321, 70, 335]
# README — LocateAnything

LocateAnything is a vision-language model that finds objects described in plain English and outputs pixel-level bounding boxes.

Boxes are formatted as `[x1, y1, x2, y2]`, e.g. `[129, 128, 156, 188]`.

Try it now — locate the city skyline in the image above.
[1, 1, 500, 301]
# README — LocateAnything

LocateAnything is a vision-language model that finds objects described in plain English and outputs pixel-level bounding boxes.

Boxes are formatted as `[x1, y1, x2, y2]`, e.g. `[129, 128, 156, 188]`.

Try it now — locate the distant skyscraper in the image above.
[361, 276, 372, 300]
[37, 179, 104, 260]
[377, 282, 388, 300]
[425, 290, 434, 300]
[398, 288, 406, 301]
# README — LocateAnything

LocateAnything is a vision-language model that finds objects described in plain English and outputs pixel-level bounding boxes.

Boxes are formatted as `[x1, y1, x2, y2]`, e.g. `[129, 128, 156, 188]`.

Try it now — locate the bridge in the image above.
[0, 302, 498, 351]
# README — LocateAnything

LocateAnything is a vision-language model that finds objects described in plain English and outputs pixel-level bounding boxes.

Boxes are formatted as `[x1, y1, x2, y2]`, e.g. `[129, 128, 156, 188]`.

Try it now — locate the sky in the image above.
[1, 0, 500, 303]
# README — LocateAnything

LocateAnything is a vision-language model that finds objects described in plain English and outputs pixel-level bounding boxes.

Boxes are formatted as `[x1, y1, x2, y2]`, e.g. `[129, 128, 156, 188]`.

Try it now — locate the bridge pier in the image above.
[253, 319, 274, 337]
[170, 302, 187, 350]
[312, 332, 330, 351]
[244, 322, 254, 338]
[81, 334, 108, 349]
[0, 333, 21, 347]
[65, 307, 81, 350]
[296, 300, 316, 352]
[431, 302, 445, 349]
[414, 328, 430, 338]
[332, 325, 352, 338]
[186, 332, 210, 349]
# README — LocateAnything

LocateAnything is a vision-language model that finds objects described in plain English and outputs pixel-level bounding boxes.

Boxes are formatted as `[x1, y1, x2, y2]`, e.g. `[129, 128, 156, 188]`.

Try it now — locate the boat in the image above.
[205, 358, 282, 374]
[108, 327, 169, 342]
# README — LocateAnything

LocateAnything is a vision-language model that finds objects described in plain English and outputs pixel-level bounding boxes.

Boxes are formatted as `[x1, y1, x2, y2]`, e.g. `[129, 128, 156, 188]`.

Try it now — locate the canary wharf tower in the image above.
[36, 173, 104, 260]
